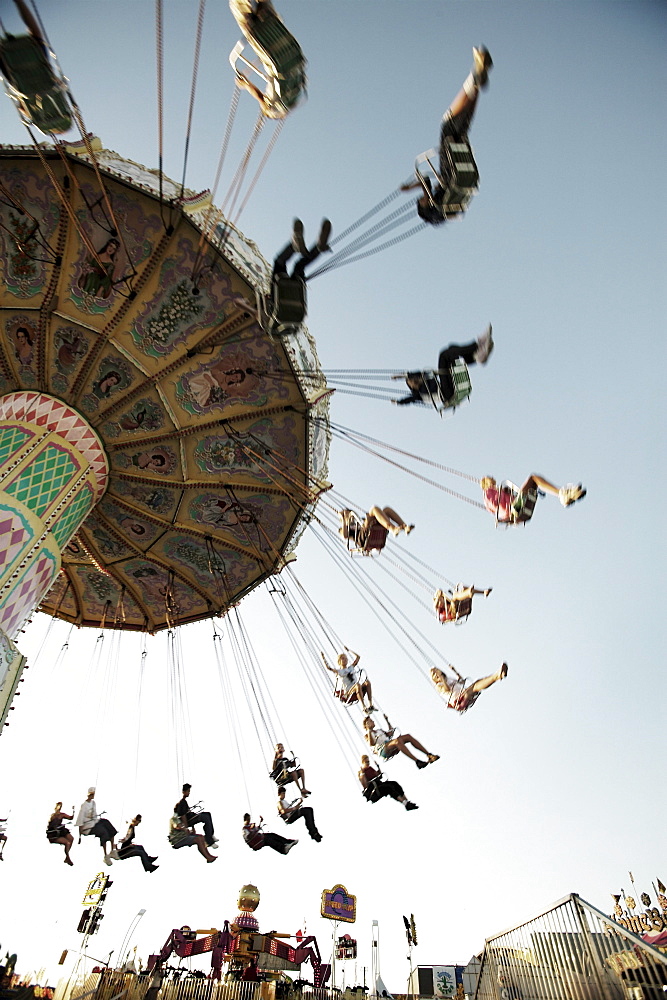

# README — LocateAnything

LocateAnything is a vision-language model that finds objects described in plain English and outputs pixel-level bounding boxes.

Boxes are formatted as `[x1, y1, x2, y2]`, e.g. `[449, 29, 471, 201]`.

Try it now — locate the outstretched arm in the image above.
[321, 652, 335, 674]
[345, 648, 361, 668]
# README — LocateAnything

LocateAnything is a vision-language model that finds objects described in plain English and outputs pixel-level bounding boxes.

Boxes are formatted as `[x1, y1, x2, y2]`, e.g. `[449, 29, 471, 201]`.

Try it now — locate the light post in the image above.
[117, 911, 147, 972]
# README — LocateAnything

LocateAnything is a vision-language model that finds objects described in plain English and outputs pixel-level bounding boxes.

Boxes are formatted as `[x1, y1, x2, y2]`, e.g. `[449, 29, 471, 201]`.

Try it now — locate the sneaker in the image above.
[104, 855, 113, 866]
[284, 839, 298, 854]
[108, 848, 120, 860]
[473, 47, 493, 89]
[500, 662, 509, 680]
[405, 802, 419, 811]
[473, 324, 494, 364]
[317, 218, 332, 252]
[484, 588, 493, 597]
[427, 753, 440, 764]
[292, 218, 307, 255]
[416, 760, 428, 770]
[148, 864, 159, 873]
[559, 483, 586, 507]
[404, 524, 415, 535]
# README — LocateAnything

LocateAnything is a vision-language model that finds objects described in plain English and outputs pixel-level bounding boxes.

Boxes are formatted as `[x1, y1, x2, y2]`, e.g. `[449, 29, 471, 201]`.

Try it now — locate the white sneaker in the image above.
[473, 47, 493, 89]
[104, 854, 114, 865]
[108, 849, 120, 860]
[284, 839, 298, 854]
[559, 484, 586, 507]
[473, 324, 494, 364]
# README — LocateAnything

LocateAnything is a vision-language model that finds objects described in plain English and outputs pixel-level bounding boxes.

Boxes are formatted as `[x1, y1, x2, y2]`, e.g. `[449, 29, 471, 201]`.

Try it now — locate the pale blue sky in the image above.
[0, 0, 665, 990]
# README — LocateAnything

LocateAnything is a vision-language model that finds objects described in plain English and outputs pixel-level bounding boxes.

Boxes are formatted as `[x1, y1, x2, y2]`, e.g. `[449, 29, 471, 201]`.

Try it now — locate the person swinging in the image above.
[321, 648, 374, 713]
[480, 475, 586, 525]
[358, 755, 418, 811]
[393, 326, 493, 409]
[270, 743, 310, 795]
[258, 219, 331, 337]
[401, 46, 493, 224]
[277, 787, 322, 841]
[339, 506, 414, 554]
[433, 584, 492, 624]
[117, 815, 159, 873]
[430, 663, 508, 713]
[242, 813, 298, 854]
[46, 802, 74, 865]
[363, 714, 439, 769]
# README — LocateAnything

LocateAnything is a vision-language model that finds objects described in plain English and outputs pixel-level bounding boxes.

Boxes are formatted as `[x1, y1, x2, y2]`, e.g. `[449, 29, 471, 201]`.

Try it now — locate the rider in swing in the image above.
[433, 584, 492, 623]
[401, 46, 493, 224]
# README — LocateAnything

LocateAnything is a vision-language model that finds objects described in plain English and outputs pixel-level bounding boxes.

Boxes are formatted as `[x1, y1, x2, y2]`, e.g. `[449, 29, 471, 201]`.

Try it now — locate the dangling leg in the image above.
[522, 474, 586, 507]
[291, 220, 332, 278]
[441, 47, 493, 139]
[369, 506, 413, 536]
[466, 662, 508, 696]
[195, 834, 217, 862]
[294, 768, 310, 797]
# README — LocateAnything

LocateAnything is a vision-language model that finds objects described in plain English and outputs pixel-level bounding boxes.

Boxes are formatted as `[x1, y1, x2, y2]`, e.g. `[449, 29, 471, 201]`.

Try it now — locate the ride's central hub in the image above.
[0, 390, 108, 638]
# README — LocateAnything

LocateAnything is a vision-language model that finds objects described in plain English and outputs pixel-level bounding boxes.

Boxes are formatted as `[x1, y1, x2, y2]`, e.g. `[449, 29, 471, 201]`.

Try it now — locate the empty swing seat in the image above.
[0, 34, 71, 133]
[229, 0, 306, 117]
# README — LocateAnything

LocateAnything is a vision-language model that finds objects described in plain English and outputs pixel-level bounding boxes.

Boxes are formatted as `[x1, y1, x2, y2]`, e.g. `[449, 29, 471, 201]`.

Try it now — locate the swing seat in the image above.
[420, 360, 472, 414]
[334, 687, 358, 704]
[436, 596, 473, 624]
[245, 829, 265, 850]
[258, 273, 307, 337]
[0, 34, 71, 134]
[229, 0, 307, 118]
[415, 138, 479, 220]
[449, 689, 480, 714]
[500, 481, 538, 526]
[342, 512, 388, 555]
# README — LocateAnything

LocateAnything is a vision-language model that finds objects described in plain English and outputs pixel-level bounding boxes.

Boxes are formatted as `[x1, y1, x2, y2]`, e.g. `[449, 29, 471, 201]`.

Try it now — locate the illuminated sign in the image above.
[82, 872, 108, 907]
[321, 884, 356, 923]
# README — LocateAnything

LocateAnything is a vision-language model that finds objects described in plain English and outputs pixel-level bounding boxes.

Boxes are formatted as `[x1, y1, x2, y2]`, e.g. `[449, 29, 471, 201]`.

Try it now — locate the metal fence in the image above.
[474, 893, 667, 1000]
[58, 975, 365, 1000]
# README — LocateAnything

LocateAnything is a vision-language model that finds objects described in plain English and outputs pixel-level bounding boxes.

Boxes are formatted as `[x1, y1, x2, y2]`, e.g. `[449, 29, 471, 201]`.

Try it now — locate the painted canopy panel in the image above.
[0, 145, 330, 631]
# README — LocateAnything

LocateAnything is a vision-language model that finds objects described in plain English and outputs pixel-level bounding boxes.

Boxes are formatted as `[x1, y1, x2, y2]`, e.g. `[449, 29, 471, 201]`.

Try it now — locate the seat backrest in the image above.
[431, 359, 472, 411]
[233, 1, 306, 113]
[271, 273, 307, 325]
[500, 482, 538, 525]
[363, 519, 388, 553]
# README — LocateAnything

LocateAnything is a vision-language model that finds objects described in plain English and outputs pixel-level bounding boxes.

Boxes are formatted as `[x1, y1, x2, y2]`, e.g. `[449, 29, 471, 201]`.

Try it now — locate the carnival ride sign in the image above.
[82, 873, 109, 907]
[321, 885, 356, 923]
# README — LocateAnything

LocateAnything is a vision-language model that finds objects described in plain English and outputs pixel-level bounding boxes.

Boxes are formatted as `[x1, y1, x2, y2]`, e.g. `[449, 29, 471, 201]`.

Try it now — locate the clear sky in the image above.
[0, 0, 665, 991]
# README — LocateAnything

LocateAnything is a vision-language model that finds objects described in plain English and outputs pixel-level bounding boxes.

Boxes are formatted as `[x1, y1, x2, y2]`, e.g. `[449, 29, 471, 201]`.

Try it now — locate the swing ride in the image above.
[0, 9, 593, 981]
[0, 138, 330, 634]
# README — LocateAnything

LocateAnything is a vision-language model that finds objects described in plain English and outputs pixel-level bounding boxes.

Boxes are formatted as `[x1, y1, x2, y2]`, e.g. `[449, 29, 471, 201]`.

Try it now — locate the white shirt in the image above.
[337, 666, 360, 692]
[76, 799, 98, 833]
